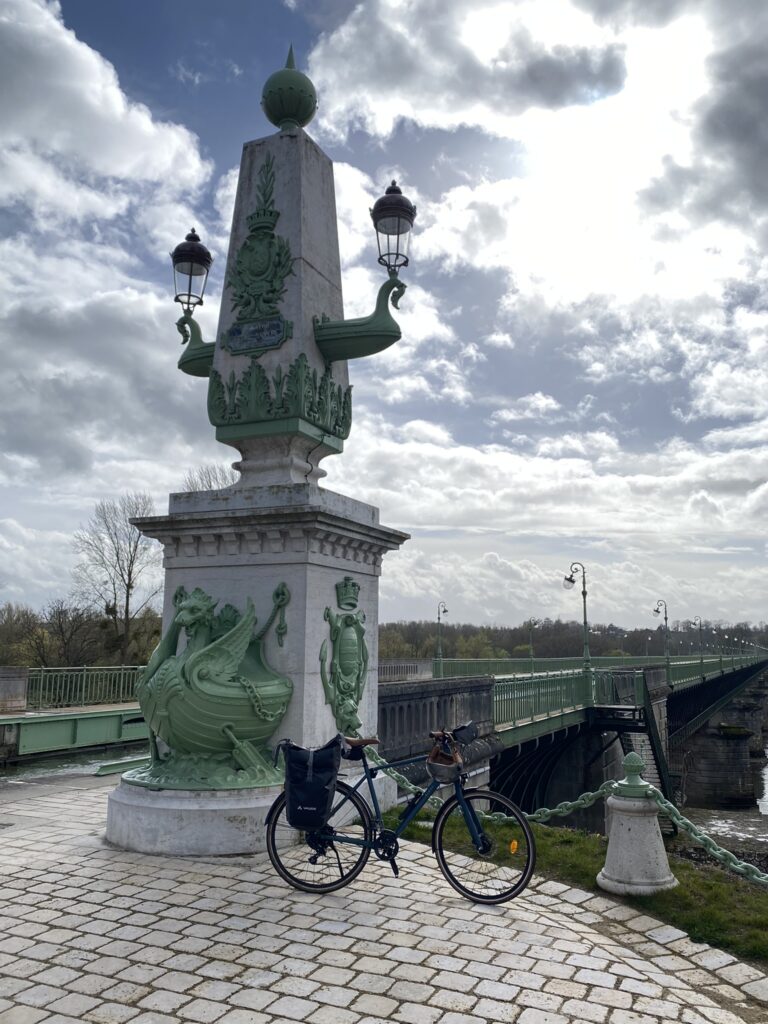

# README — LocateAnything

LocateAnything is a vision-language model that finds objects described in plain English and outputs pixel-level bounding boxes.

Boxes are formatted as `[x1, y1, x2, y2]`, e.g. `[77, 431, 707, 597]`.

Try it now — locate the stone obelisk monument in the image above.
[106, 53, 410, 855]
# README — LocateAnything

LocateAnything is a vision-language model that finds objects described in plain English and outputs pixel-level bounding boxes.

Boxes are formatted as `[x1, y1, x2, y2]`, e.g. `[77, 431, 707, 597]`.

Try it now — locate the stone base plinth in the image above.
[106, 781, 282, 856]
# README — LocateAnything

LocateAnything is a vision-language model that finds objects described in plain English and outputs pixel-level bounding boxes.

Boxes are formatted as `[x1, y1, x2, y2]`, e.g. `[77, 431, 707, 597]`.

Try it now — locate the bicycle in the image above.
[265, 722, 536, 904]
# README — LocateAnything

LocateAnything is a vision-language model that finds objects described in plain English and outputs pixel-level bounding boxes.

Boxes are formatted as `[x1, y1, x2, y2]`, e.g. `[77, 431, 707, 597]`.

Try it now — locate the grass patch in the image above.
[383, 808, 768, 965]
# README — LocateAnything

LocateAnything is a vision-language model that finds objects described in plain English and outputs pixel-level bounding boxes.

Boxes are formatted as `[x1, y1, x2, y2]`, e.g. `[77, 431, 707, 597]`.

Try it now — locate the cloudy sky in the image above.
[1, 0, 767, 629]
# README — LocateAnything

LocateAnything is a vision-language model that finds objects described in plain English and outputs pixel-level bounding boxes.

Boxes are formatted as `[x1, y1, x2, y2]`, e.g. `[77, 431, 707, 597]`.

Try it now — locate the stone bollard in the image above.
[597, 751, 678, 895]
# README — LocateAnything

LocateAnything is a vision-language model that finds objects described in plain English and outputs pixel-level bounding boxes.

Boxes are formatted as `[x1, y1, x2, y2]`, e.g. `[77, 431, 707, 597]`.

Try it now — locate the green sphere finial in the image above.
[261, 46, 317, 131]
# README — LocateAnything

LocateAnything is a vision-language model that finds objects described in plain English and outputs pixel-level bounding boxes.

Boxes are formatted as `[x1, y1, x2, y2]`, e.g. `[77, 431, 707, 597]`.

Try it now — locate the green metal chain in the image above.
[520, 780, 618, 823]
[365, 745, 768, 887]
[365, 746, 444, 812]
[647, 787, 768, 888]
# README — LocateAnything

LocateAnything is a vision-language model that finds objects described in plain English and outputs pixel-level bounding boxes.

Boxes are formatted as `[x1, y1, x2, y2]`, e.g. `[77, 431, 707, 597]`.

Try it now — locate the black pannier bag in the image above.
[274, 734, 343, 830]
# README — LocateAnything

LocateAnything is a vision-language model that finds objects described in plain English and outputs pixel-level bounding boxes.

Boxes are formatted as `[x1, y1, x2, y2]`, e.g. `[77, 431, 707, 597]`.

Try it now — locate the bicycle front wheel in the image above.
[265, 780, 373, 894]
[433, 789, 536, 904]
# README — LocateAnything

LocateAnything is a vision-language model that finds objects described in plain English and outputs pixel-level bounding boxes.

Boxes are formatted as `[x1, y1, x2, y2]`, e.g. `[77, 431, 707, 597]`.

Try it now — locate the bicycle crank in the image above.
[373, 829, 400, 875]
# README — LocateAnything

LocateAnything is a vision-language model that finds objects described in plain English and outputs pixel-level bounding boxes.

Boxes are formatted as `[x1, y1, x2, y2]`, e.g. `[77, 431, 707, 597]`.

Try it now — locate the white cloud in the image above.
[0, 0, 212, 227]
[309, 0, 626, 142]
[490, 393, 562, 422]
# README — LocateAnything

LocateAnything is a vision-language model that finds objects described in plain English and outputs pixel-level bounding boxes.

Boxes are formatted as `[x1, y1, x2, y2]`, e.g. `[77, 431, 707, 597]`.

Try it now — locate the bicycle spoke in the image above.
[434, 791, 535, 903]
[266, 781, 373, 893]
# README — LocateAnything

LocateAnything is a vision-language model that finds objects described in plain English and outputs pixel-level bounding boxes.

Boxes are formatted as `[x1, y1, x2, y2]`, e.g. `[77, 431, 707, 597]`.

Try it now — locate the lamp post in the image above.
[371, 181, 417, 275]
[724, 633, 733, 669]
[436, 601, 448, 676]
[652, 599, 670, 684]
[563, 562, 591, 671]
[528, 617, 540, 676]
[171, 228, 213, 313]
[645, 634, 651, 659]
[692, 615, 703, 676]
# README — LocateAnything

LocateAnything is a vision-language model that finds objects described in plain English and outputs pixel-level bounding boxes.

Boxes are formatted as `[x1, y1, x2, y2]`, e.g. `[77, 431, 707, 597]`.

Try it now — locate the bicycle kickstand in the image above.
[388, 856, 399, 878]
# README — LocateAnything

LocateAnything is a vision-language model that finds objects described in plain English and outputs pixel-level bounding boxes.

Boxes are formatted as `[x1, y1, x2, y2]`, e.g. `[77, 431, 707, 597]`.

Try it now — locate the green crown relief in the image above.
[208, 352, 352, 439]
[320, 579, 368, 736]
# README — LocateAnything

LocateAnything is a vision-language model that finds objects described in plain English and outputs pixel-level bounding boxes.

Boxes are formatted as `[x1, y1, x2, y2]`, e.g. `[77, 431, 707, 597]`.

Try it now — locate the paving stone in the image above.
[0, 1009, 51, 1024]
[633, 996, 682, 1019]
[742, 977, 768, 1003]
[216, 1012, 271, 1024]
[260, 995, 318, 1021]
[561, 998, 609, 1021]
[83, 1002, 141, 1023]
[137, 989, 192, 1013]
[351, 993, 399, 1016]
[15, 983, 69, 1007]
[429, 990, 478, 1013]
[607, 1012, 658, 1024]
[517, 1011, 568, 1024]
[715, 963, 764, 985]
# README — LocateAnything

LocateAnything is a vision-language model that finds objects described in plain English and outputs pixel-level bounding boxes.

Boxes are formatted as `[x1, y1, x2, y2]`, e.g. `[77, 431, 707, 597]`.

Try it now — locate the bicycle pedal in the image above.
[388, 857, 399, 878]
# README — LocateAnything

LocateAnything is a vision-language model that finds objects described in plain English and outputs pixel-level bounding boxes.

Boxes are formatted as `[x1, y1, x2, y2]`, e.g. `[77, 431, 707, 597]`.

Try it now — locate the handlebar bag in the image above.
[278, 734, 343, 830]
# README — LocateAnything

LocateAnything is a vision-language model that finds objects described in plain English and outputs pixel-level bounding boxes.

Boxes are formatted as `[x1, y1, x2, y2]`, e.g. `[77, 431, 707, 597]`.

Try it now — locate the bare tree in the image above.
[44, 600, 101, 666]
[181, 462, 239, 491]
[0, 602, 41, 665]
[72, 493, 162, 663]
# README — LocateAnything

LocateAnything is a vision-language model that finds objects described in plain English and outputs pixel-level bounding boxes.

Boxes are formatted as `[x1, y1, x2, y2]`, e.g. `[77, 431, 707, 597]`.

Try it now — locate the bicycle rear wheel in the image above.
[265, 780, 373, 893]
[433, 789, 535, 904]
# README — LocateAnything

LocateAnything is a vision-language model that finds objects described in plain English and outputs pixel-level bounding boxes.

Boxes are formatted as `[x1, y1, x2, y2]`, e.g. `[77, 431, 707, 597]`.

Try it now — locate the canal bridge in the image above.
[2, 654, 767, 825]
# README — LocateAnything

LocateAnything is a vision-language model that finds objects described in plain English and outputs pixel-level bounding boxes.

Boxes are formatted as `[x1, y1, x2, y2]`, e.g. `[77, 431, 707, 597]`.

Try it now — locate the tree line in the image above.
[379, 618, 768, 661]
[3, 471, 766, 668]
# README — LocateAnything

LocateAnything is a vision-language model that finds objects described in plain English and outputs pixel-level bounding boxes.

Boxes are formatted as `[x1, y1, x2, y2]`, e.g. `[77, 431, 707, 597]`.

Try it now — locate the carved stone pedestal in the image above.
[107, 781, 281, 856]
[134, 484, 408, 751]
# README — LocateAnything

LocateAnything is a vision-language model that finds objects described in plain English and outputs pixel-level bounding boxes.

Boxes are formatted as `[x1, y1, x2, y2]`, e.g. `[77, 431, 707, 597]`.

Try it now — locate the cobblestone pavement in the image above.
[1, 777, 768, 1024]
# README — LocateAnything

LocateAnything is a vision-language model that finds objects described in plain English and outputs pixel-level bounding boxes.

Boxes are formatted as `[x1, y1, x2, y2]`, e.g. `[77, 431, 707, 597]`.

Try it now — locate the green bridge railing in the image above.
[26, 666, 143, 709]
[491, 655, 766, 730]
[21, 653, 763, 714]
[434, 653, 733, 679]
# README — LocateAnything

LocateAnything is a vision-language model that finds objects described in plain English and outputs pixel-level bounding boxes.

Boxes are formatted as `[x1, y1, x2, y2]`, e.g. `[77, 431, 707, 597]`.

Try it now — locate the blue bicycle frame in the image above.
[329, 749, 488, 853]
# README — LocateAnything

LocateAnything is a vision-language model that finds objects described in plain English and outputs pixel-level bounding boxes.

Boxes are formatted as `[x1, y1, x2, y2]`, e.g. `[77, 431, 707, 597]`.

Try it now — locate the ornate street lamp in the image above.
[170, 228, 213, 313]
[528, 617, 540, 676]
[692, 615, 704, 676]
[436, 600, 448, 674]
[370, 180, 417, 275]
[652, 599, 670, 684]
[563, 562, 591, 671]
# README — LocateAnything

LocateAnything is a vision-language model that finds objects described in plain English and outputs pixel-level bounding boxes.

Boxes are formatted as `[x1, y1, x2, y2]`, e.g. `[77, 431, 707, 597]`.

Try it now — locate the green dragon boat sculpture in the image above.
[124, 584, 292, 790]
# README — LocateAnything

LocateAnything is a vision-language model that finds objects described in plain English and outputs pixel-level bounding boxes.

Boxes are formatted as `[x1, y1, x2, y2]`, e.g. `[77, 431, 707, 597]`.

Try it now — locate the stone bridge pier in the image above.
[671, 672, 768, 808]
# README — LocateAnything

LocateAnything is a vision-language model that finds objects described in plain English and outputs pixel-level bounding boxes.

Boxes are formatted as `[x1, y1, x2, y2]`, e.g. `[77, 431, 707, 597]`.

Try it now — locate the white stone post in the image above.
[597, 751, 678, 895]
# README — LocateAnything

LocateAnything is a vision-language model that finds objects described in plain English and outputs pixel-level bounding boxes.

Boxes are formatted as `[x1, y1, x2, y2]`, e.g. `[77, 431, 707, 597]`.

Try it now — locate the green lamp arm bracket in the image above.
[313, 273, 406, 363]
[177, 311, 215, 378]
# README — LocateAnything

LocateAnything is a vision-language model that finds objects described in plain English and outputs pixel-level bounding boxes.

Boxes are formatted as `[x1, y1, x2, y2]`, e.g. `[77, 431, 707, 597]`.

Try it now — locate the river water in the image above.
[0, 744, 149, 790]
[676, 749, 768, 873]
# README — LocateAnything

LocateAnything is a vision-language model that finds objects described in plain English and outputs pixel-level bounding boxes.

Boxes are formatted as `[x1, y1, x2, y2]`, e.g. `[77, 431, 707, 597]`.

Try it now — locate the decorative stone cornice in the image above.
[133, 504, 409, 574]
